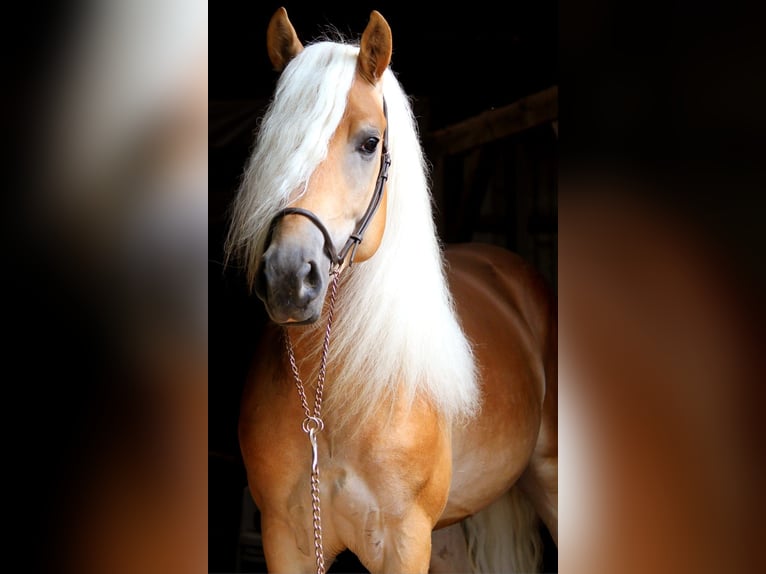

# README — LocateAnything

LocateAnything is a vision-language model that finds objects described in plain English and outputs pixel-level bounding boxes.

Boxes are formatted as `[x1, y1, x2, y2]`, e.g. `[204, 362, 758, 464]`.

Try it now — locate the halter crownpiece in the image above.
[266, 98, 391, 270]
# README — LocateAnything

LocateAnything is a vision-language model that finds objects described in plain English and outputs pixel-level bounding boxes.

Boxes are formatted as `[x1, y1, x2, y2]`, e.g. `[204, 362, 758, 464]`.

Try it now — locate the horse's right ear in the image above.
[267, 7, 303, 72]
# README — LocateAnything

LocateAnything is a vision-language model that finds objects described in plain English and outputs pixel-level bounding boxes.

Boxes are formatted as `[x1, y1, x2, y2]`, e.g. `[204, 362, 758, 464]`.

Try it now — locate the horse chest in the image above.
[328, 429, 429, 512]
[280, 431, 428, 565]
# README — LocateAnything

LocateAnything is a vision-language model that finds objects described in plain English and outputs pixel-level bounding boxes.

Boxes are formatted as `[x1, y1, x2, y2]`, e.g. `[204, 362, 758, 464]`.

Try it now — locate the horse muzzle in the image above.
[255, 240, 329, 325]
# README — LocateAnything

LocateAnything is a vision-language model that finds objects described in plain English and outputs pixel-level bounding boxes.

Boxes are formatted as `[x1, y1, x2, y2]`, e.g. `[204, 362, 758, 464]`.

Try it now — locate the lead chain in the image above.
[284, 267, 342, 574]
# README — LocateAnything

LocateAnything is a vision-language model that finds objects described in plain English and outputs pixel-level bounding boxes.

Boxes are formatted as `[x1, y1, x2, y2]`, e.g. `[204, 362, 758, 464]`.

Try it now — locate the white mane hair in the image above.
[226, 40, 479, 431]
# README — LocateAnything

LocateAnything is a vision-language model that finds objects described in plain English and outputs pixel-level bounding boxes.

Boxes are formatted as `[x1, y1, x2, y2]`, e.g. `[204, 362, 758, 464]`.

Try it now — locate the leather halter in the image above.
[266, 99, 391, 269]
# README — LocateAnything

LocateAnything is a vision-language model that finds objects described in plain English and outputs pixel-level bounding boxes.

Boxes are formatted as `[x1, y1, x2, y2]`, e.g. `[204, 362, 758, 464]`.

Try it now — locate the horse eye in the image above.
[360, 137, 379, 155]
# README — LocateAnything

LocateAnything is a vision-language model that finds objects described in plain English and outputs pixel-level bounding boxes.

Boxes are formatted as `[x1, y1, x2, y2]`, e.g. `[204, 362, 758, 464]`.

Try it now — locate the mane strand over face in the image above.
[224, 41, 359, 286]
[226, 39, 479, 433]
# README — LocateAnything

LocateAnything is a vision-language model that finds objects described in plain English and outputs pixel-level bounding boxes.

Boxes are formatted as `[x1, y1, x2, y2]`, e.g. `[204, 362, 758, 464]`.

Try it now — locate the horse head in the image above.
[255, 8, 392, 325]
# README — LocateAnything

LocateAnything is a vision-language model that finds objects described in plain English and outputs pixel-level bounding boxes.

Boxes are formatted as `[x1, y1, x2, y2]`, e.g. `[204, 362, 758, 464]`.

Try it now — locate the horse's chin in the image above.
[264, 303, 321, 326]
[275, 314, 320, 327]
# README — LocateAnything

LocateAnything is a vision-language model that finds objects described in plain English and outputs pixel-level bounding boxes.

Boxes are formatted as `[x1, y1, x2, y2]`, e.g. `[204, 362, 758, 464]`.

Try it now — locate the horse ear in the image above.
[358, 10, 392, 85]
[267, 7, 303, 72]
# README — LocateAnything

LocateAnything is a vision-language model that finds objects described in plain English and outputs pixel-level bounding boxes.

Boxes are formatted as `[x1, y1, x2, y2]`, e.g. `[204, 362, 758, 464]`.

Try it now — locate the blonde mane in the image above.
[226, 40, 479, 430]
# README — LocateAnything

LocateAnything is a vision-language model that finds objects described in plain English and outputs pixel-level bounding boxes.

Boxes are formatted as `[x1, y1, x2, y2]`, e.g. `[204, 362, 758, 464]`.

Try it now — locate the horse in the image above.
[225, 7, 557, 573]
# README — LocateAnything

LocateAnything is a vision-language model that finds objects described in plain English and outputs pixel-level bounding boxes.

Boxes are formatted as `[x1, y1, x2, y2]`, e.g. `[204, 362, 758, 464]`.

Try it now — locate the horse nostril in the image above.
[304, 260, 321, 290]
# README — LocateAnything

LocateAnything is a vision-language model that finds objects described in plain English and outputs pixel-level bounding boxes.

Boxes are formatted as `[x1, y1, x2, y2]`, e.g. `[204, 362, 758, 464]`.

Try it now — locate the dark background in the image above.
[209, 3, 556, 124]
[210, 1, 558, 572]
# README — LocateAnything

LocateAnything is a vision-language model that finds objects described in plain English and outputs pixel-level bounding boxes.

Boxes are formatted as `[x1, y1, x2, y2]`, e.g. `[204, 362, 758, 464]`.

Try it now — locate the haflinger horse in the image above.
[225, 7, 557, 573]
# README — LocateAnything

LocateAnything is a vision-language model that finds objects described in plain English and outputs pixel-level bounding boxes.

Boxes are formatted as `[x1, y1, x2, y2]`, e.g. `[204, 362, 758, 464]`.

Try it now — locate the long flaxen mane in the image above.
[226, 39, 479, 431]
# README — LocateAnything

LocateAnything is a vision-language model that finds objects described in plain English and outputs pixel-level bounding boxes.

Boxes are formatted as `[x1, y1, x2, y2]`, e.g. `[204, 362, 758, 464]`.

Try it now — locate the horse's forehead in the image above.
[338, 78, 385, 131]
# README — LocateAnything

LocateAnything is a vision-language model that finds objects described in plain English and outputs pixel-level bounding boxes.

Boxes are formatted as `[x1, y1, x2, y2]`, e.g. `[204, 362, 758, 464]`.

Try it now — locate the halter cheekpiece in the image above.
[266, 98, 391, 269]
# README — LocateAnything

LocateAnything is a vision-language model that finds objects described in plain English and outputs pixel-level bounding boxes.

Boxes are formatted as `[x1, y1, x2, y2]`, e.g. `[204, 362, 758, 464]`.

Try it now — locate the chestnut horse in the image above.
[225, 8, 557, 573]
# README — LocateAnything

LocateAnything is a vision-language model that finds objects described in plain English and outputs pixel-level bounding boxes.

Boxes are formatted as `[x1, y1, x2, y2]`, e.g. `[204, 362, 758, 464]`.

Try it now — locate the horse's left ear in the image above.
[357, 10, 392, 85]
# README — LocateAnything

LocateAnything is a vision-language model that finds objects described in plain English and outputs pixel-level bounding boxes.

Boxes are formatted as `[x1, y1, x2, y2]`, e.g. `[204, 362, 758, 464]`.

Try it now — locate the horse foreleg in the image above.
[375, 508, 434, 574]
[260, 512, 340, 574]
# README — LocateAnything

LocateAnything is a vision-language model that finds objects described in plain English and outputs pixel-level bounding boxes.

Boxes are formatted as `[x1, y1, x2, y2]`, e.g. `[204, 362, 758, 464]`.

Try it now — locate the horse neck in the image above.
[281, 232, 477, 435]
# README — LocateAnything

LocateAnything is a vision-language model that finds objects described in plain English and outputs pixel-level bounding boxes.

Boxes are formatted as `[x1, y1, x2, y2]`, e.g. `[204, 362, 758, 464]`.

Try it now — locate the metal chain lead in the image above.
[284, 266, 343, 574]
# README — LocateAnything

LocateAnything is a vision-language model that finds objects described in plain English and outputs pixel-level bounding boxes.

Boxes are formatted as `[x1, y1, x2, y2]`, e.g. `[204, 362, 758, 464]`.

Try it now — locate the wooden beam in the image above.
[425, 86, 558, 156]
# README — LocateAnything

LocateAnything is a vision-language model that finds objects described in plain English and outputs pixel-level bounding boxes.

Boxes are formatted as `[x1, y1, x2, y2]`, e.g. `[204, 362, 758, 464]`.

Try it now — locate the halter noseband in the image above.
[266, 99, 391, 269]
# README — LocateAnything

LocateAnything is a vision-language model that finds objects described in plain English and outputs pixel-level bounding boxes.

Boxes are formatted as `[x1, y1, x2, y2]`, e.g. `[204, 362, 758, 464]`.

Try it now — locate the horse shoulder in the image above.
[238, 324, 308, 509]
